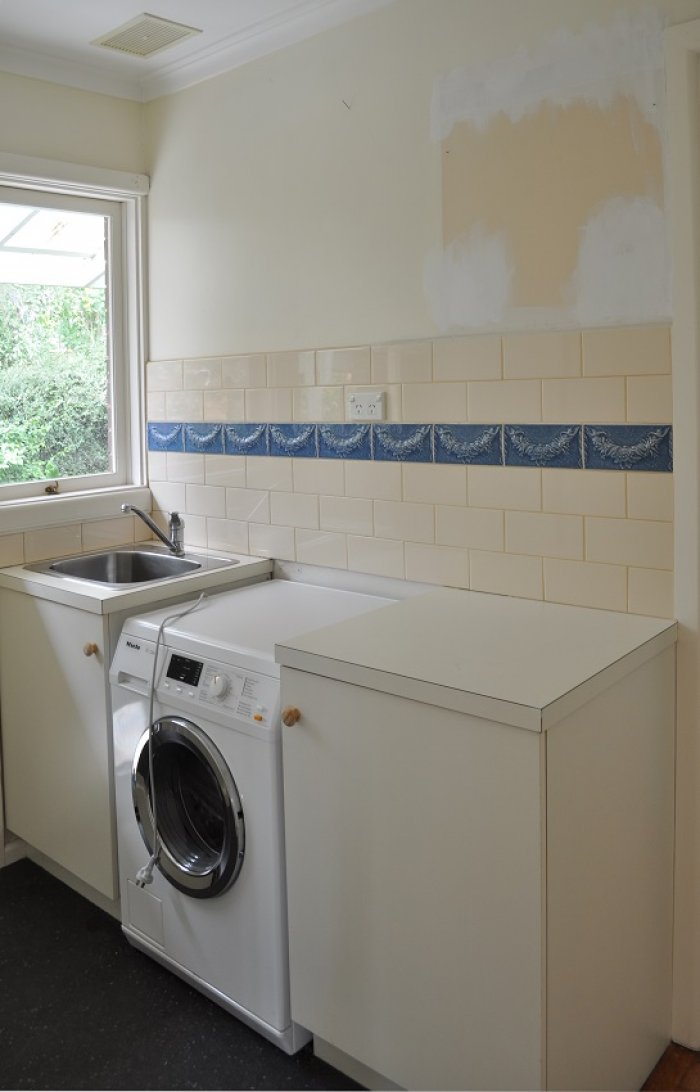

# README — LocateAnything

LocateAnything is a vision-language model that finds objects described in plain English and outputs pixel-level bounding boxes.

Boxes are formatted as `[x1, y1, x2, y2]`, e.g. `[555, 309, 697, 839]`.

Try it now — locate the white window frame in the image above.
[0, 153, 150, 531]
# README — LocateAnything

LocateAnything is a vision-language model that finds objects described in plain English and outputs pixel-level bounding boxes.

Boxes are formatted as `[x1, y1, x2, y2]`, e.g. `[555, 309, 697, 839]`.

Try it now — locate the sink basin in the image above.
[25, 545, 240, 587]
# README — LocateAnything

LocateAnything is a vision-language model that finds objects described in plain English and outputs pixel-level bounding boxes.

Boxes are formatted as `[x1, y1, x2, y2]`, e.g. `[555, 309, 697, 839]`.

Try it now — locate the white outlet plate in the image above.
[346, 390, 385, 421]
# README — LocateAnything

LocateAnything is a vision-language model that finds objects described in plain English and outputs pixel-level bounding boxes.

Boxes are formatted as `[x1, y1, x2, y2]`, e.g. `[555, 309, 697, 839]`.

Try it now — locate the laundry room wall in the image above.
[0, 71, 147, 568]
[144, 0, 700, 618]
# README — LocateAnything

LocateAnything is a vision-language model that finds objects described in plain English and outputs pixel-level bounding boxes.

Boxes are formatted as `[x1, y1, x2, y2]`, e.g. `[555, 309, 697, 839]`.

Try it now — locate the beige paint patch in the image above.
[442, 95, 663, 311]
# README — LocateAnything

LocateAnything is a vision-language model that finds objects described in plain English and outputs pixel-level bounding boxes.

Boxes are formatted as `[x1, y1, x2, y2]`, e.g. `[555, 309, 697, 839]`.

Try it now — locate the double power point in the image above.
[346, 391, 386, 421]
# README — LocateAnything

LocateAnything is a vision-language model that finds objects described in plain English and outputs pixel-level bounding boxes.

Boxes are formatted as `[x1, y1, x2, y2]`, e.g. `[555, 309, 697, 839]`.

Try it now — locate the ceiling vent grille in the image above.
[91, 13, 202, 58]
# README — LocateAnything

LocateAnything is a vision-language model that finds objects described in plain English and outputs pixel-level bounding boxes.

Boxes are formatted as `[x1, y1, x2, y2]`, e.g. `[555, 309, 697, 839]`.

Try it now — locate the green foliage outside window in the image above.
[0, 284, 110, 484]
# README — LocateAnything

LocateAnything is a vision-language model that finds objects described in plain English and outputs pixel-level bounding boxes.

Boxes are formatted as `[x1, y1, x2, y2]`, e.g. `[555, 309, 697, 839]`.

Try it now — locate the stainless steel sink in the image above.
[25, 544, 240, 587]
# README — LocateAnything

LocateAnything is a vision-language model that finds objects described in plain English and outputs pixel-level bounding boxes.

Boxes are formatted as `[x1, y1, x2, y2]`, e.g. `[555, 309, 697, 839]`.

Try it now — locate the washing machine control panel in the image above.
[158, 650, 279, 730]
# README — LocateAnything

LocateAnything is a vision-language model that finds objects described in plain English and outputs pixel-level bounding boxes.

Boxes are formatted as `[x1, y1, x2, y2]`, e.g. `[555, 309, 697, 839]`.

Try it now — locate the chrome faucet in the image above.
[121, 504, 185, 557]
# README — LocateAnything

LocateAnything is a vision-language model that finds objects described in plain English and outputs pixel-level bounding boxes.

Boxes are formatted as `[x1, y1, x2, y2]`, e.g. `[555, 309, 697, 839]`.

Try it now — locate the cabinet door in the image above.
[0, 590, 116, 898]
[281, 668, 544, 1092]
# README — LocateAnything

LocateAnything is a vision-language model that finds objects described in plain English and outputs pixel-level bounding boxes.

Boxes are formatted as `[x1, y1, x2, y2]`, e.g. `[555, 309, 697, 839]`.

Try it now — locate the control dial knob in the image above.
[209, 673, 229, 700]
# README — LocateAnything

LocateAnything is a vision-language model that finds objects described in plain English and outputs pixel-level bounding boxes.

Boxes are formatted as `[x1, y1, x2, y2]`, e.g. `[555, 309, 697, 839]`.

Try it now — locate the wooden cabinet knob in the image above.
[282, 706, 301, 727]
[83, 642, 99, 657]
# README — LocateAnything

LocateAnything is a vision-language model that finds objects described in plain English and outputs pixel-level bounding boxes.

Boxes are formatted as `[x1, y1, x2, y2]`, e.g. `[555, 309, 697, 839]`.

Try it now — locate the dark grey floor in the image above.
[0, 859, 360, 1091]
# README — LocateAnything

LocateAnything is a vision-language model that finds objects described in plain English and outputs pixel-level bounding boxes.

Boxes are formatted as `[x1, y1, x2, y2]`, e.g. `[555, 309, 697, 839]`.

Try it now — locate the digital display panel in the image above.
[166, 654, 203, 687]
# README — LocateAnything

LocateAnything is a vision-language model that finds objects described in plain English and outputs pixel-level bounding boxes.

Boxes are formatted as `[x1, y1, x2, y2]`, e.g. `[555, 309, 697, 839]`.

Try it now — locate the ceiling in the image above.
[0, 0, 392, 102]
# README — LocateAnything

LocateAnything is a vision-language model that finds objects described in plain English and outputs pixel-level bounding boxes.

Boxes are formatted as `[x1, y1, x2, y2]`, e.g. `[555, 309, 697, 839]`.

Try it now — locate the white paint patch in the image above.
[571, 196, 671, 326]
[431, 7, 664, 141]
[424, 227, 514, 332]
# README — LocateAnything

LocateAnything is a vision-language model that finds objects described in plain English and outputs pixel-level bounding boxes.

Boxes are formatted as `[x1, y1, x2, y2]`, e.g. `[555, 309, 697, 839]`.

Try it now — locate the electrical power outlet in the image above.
[346, 391, 385, 421]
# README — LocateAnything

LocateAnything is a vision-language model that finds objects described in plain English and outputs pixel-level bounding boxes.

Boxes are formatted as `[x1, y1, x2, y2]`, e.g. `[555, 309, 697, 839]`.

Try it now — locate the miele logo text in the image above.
[126, 640, 140, 650]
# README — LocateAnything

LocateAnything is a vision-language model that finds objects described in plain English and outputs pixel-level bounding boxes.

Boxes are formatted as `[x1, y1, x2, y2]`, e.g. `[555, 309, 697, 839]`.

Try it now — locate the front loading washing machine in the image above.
[109, 579, 395, 1053]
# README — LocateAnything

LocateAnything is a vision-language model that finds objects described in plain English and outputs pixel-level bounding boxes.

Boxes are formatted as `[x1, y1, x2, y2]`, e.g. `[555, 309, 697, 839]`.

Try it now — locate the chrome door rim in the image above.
[132, 715, 245, 898]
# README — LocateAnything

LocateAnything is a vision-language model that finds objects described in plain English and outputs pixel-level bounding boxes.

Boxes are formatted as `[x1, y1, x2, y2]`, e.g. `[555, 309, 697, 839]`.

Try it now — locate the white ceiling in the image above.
[0, 0, 392, 101]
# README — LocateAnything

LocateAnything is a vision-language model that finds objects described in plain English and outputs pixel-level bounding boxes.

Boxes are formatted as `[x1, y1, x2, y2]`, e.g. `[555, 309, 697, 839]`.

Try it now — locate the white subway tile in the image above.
[249, 522, 295, 561]
[433, 335, 501, 382]
[626, 376, 673, 423]
[183, 359, 222, 390]
[205, 455, 246, 488]
[469, 379, 541, 423]
[320, 495, 373, 536]
[402, 382, 467, 423]
[469, 466, 541, 511]
[347, 535, 404, 579]
[346, 460, 401, 501]
[542, 468, 626, 516]
[542, 378, 625, 423]
[81, 517, 134, 552]
[245, 388, 292, 422]
[185, 484, 226, 519]
[402, 463, 467, 506]
[371, 341, 432, 383]
[626, 473, 674, 522]
[586, 517, 673, 569]
[503, 331, 581, 379]
[206, 518, 250, 555]
[506, 511, 583, 560]
[544, 558, 627, 612]
[147, 392, 166, 419]
[628, 568, 674, 618]
[270, 491, 319, 529]
[436, 506, 504, 551]
[147, 451, 168, 480]
[374, 500, 434, 543]
[203, 389, 245, 422]
[469, 550, 543, 600]
[405, 542, 469, 588]
[582, 326, 671, 376]
[295, 529, 348, 569]
[293, 458, 344, 496]
[24, 524, 82, 563]
[149, 481, 186, 513]
[147, 360, 182, 392]
[222, 354, 267, 388]
[268, 350, 316, 387]
[0, 533, 24, 567]
[180, 514, 207, 548]
[246, 456, 293, 492]
[317, 347, 370, 385]
[225, 488, 270, 523]
[166, 452, 205, 484]
[165, 391, 203, 422]
[293, 386, 344, 422]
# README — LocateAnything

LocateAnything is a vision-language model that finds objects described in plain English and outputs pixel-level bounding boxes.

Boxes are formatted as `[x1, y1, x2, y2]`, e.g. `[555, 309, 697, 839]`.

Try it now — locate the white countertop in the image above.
[0, 549, 273, 615]
[275, 587, 677, 731]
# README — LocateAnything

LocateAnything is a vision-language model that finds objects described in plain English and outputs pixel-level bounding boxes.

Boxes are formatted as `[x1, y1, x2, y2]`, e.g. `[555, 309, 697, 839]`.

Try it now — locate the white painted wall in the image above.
[144, 0, 700, 361]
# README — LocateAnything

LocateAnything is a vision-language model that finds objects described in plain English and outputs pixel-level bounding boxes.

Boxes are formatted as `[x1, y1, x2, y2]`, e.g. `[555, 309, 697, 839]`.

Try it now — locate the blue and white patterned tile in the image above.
[372, 424, 433, 462]
[317, 424, 371, 460]
[434, 424, 502, 465]
[504, 425, 582, 468]
[584, 425, 673, 472]
[148, 422, 184, 453]
[223, 423, 268, 457]
[184, 423, 223, 454]
[268, 423, 317, 458]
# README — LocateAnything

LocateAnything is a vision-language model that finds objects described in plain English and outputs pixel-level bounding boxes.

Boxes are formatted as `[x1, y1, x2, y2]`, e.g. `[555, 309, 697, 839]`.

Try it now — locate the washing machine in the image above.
[109, 579, 395, 1053]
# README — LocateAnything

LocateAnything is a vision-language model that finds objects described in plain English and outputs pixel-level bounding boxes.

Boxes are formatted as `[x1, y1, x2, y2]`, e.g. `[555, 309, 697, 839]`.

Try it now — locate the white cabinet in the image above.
[278, 588, 676, 1091]
[0, 590, 116, 898]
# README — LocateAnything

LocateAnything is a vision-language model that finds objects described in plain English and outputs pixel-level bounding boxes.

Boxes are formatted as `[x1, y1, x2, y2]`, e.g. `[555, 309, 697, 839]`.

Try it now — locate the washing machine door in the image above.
[132, 716, 245, 898]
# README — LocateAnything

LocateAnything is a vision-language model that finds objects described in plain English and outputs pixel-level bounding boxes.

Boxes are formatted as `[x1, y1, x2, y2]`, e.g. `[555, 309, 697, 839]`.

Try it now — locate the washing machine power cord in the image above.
[135, 592, 208, 888]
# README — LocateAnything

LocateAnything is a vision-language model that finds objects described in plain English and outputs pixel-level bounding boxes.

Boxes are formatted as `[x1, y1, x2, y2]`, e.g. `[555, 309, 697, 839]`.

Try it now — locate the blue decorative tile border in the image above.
[148, 422, 673, 472]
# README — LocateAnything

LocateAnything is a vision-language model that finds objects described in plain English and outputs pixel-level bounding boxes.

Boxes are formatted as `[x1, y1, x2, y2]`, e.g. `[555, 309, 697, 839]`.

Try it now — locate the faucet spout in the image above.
[121, 504, 185, 556]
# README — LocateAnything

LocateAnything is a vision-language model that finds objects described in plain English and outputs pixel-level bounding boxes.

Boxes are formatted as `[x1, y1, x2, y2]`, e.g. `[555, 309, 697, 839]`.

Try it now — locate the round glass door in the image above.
[132, 716, 245, 898]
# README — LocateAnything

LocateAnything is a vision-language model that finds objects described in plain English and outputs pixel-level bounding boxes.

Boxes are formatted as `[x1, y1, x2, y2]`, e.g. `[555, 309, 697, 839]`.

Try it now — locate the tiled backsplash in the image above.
[146, 326, 674, 618]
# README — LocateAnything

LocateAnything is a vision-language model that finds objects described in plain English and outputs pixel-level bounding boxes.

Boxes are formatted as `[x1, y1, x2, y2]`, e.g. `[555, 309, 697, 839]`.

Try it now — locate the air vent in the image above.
[91, 13, 202, 59]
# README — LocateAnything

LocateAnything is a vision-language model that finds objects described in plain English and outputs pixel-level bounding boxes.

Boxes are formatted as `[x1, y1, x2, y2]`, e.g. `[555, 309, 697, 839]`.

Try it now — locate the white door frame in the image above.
[666, 19, 700, 1047]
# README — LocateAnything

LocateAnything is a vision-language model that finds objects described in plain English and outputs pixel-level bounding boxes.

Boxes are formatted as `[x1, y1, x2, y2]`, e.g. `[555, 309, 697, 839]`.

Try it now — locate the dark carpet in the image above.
[0, 859, 360, 1091]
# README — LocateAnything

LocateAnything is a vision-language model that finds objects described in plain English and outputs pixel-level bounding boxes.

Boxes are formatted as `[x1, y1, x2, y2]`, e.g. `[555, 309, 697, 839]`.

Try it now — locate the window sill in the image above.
[0, 485, 152, 536]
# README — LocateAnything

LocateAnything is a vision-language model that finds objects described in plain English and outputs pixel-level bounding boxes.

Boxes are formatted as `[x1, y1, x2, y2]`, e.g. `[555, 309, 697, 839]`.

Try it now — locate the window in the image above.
[0, 158, 147, 507]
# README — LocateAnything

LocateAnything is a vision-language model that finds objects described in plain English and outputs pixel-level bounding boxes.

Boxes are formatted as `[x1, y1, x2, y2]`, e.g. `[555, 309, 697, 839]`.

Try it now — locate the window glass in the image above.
[0, 186, 131, 499]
